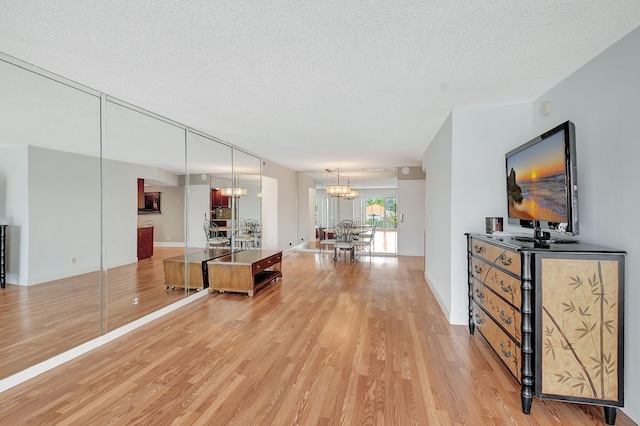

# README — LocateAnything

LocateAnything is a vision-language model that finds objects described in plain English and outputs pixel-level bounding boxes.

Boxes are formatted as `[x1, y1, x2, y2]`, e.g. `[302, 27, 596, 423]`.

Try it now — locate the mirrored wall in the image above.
[311, 168, 398, 254]
[0, 54, 261, 380]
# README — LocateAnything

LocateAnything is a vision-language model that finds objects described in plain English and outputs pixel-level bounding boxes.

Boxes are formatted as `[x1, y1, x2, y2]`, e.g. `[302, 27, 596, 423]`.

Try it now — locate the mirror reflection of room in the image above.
[0, 56, 262, 381]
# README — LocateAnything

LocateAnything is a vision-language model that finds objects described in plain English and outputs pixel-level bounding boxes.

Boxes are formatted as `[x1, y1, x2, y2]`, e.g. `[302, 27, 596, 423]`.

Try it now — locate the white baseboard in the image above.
[621, 393, 640, 424]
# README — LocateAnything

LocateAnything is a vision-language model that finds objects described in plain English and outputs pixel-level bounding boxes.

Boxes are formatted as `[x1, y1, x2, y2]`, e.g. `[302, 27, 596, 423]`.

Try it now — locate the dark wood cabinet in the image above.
[137, 226, 154, 260]
[467, 233, 625, 425]
[210, 188, 230, 210]
[208, 250, 282, 297]
[0, 225, 6, 288]
[210, 189, 233, 234]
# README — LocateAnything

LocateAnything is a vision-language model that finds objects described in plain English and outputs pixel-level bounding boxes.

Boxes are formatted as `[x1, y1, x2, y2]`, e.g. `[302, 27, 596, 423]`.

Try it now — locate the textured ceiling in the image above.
[1, 1, 640, 174]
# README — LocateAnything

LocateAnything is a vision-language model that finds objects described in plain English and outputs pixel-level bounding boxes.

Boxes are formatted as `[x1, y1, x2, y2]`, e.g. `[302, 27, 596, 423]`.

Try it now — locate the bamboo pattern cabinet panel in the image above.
[537, 255, 623, 405]
[466, 234, 625, 425]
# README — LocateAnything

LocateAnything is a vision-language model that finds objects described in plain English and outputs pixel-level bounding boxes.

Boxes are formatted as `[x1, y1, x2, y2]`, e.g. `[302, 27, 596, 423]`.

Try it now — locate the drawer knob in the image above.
[474, 287, 484, 299]
[500, 310, 513, 325]
[499, 280, 512, 293]
[500, 342, 512, 358]
[474, 264, 483, 274]
[474, 313, 483, 325]
[473, 244, 485, 254]
[498, 253, 512, 266]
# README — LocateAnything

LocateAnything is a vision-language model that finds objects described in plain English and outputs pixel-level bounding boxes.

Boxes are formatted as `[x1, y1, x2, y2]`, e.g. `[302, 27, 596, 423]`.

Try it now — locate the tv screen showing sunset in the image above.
[506, 132, 568, 223]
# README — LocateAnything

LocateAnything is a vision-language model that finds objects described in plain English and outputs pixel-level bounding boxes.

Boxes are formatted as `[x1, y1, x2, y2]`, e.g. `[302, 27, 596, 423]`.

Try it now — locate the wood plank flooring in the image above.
[0, 252, 635, 425]
[0, 247, 189, 378]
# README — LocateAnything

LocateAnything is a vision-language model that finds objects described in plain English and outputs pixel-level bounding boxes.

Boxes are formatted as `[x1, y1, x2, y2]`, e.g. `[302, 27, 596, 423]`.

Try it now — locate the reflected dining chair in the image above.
[333, 224, 355, 262]
[204, 220, 231, 248]
[235, 219, 260, 249]
[353, 225, 375, 261]
[318, 226, 336, 256]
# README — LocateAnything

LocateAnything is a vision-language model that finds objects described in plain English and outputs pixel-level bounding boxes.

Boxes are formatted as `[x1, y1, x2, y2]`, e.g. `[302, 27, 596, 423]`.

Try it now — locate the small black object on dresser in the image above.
[467, 233, 625, 425]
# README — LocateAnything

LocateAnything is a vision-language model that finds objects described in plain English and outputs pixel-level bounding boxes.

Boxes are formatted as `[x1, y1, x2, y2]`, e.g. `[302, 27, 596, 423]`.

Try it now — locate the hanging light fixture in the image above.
[337, 175, 358, 199]
[220, 175, 247, 197]
[340, 188, 359, 200]
[220, 187, 247, 197]
[325, 167, 351, 197]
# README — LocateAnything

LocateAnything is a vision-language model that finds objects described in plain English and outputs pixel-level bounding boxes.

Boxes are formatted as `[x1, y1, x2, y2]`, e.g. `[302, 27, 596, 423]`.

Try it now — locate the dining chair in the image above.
[318, 226, 336, 256]
[235, 219, 259, 249]
[333, 224, 354, 262]
[339, 219, 353, 228]
[353, 225, 375, 261]
[204, 220, 230, 248]
[249, 221, 262, 248]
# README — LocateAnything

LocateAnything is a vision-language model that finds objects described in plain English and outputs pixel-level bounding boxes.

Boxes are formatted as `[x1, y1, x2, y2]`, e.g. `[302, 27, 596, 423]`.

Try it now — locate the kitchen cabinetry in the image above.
[137, 226, 154, 260]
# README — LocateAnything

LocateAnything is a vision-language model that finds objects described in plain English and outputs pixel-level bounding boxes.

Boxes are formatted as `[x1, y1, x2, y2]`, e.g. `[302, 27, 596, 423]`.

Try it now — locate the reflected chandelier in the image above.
[220, 175, 247, 197]
[325, 168, 358, 200]
[325, 167, 351, 197]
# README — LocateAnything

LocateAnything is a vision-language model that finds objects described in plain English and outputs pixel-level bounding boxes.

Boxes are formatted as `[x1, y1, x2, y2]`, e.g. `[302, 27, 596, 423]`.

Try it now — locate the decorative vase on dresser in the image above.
[466, 233, 625, 425]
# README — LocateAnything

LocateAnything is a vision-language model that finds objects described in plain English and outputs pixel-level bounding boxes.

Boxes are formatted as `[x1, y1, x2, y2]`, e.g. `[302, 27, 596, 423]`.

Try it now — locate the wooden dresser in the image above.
[467, 233, 625, 425]
[208, 250, 282, 297]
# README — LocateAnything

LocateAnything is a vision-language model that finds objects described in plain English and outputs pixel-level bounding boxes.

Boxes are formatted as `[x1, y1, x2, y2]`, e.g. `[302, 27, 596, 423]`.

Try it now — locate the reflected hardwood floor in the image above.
[311, 229, 397, 255]
[0, 246, 190, 378]
[0, 252, 635, 425]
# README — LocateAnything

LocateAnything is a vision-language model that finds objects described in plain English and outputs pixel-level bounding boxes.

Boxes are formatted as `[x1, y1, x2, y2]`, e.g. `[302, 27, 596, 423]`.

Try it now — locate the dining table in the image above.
[322, 225, 372, 238]
[217, 226, 250, 232]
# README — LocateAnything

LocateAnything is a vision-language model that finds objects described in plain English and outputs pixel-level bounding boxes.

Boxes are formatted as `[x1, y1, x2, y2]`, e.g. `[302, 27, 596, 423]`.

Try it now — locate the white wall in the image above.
[0, 146, 28, 284]
[308, 188, 316, 242]
[450, 104, 531, 324]
[1, 57, 101, 285]
[28, 146, 101, 284]
[529, 26, 640, 422]
[0, 59, 101, 158]
[261, 176, 278, 251]
[295, 172, 315, 246]
[424, 104, 531, 323]
[103, 160, 138, 268]
[262, 160, 297, 251]
[397, 179, 425, 256]
[424, 114, 453, 318]
[186, 182, 209, 248]
[143, 184, 185, 245]
[423, 25, 640, 423]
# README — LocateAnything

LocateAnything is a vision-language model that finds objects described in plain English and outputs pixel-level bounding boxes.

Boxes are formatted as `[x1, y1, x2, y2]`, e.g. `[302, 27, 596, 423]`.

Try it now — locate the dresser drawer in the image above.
[252, 253, 282, 274]
[471, 258, 521, 309]
[470, 238, 521, 276]
[472, 279, 521, 343]
[472, 301, 521, 382]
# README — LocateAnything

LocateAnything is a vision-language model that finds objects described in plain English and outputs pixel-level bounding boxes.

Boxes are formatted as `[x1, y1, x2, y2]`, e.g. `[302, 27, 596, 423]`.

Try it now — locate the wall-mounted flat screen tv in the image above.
[505, 120, 578, 242]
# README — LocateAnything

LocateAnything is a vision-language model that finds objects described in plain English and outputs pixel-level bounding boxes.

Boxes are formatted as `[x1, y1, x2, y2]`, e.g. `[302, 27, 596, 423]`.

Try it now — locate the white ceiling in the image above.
[1, 1, 639, 176]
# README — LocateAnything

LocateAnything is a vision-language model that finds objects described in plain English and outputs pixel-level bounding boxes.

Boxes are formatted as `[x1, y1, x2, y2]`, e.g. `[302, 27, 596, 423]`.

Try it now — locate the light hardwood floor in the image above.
[0, 252, 635, 425]
[0, 246, 191, 378]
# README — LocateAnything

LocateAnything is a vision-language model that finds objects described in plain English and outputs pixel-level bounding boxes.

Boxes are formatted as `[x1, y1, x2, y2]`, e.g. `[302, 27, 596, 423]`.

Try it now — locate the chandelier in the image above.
[220, 175, 247, 197]
[339, 188, 359, 200]
[325, 168, 359, 199]
[325, 167, 351, 197]
[220, 187, 247, 197]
